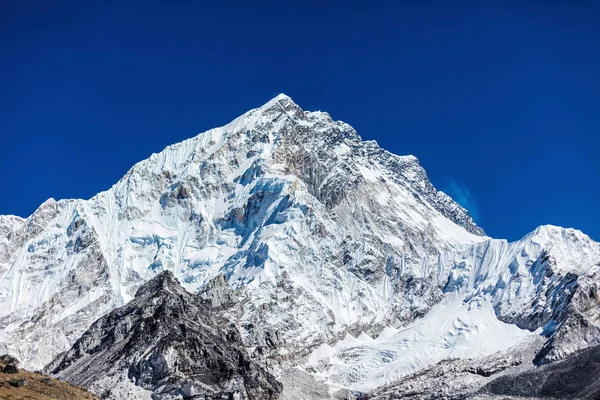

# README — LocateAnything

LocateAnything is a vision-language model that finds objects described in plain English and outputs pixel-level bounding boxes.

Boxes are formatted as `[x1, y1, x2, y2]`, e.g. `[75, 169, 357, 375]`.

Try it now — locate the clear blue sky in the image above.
[1, 1, 598, 241]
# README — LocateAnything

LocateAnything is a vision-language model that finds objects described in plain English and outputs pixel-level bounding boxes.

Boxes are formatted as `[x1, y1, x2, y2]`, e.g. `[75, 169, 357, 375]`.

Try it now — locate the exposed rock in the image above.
[3, 364, 18, 374]
[365, 336, 549, 400]
[479, 344, 600, 399]
[465, 358, 521, 378]
[48, 271, 282, 400]
[198, 273, 239, 311]
[534, 271, 600, 365]
[8, 378, 26, 387]
[0, 355, 19, 367]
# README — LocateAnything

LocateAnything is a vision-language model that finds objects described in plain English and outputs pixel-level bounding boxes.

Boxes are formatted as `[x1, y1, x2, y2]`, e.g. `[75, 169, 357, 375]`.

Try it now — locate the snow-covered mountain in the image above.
[1, 94, 599, 399]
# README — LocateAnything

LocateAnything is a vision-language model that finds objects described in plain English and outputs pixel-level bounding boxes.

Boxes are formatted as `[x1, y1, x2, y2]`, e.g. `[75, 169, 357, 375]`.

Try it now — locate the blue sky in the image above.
[1, 1, 598, 241]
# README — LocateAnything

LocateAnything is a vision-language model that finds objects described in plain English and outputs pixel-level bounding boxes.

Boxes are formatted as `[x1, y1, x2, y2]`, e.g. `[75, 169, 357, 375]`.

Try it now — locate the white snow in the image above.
[306, 294, 538, 392]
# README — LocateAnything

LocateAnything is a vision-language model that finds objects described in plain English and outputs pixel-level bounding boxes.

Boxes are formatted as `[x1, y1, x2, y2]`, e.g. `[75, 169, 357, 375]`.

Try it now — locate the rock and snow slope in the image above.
[0, 94, 599, 398]
[47, 271, 281, 400]
[306, 295, 537, 392]
[305, 225, 600, 392]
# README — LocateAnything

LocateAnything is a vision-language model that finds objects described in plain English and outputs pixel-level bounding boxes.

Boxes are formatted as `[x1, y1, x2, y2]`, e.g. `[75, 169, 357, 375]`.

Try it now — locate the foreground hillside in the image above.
[0, 357, 96, 400]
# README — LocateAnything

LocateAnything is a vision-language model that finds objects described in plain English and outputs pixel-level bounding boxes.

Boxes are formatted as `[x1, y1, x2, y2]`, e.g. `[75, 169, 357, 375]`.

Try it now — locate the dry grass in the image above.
[0, 362, 97, 400]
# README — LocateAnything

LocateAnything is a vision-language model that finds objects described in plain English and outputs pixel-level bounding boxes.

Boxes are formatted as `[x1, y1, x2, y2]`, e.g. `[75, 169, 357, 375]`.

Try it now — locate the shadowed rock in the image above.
[47, 271, 282, 400]
[480, 344, 600, 399]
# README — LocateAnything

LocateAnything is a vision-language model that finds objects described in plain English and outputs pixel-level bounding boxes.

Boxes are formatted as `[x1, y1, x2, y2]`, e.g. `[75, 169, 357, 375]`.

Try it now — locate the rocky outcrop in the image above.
[367, 342, 600, 400]
[367, 350, 529, 400]
[534, 270, 600, 365]
[479, 344, 600, 399]
[47, 271, 282, 400]
[198, 273, 239, 311]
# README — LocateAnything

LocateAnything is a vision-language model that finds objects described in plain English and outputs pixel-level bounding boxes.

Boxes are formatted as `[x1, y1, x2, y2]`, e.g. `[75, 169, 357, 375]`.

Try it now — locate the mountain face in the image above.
[304, 225, 600, 392]
[368, 342, 600, 400]
[479, 344, 600, 399]
[0, 94, 599, 399]
[0, 94, 484, 370]
[47, 271, 281, 400]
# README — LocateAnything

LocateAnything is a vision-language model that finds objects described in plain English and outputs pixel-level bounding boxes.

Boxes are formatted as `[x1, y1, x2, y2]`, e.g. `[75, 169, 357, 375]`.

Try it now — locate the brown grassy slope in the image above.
[0, 361, 97, 400]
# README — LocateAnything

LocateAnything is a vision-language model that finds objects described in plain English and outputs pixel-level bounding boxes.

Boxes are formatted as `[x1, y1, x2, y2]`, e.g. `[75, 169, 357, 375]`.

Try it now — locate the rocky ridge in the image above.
[47, 271, 282, 400]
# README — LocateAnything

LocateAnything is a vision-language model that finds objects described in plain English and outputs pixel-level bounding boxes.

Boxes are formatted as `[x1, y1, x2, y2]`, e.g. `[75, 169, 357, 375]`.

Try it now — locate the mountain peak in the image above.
[259, 92, 295, 111]
[134, 270, 182, 298]
[271, 92, 292, 102]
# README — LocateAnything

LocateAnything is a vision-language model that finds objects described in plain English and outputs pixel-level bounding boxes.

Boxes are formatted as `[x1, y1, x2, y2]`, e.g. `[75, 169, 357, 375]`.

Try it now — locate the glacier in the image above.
[1, 94, 599, 398]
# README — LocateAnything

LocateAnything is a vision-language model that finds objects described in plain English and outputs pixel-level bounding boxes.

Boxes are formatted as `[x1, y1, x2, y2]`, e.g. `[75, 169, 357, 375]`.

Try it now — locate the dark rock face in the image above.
[3, 364, 18, 374]
[368, 352, 527, 400]
[47, 271, 282, 400]
[493, 251, 579, 333]
[0, 354, 20, 374]
[465, 359, 521, 378]
[534, 271, 600, 365]
[480, 345, 600, 399]
[0, 354, 19, 367]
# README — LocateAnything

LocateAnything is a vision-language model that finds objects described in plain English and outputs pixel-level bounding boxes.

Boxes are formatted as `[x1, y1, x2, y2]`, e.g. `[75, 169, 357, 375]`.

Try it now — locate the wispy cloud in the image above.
[442, 179, 480, 222]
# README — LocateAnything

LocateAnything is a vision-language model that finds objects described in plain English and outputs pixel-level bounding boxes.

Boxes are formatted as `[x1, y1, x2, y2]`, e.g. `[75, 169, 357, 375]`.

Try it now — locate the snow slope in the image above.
[305, 225, 600, 392]
[306, 295, 536, 392]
